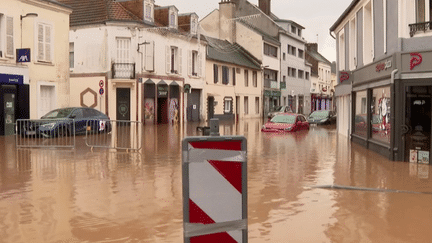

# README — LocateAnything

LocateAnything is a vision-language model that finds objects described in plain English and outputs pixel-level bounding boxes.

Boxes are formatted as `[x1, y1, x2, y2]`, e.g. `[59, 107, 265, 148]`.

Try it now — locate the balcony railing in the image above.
[112, 63, 136, 79]
[409, 21, 432, 37]
[264, 79, 278, 89]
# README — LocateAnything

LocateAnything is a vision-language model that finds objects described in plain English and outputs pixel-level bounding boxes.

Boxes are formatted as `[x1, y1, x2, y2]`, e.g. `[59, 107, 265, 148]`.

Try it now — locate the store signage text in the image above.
[340, 72, 349, 83]
[410, 53, 423, 70]
[376, 60, 392, 72]
[0, 73, 24, 85]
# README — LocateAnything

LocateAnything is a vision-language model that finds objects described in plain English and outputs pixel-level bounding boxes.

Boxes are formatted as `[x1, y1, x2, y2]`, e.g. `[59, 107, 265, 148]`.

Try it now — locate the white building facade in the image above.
[276, 20, 311, 115]
[63, 0, 206, 125]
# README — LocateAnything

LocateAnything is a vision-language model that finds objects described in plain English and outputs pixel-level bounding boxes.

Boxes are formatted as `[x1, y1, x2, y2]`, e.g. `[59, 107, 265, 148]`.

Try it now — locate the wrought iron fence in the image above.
[112, 63, 136, 79]
[409, 21, 432, 37]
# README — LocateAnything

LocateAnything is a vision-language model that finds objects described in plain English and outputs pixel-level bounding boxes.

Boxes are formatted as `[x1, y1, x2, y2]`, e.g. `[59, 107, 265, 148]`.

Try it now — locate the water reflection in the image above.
[1, 122, 432, 242]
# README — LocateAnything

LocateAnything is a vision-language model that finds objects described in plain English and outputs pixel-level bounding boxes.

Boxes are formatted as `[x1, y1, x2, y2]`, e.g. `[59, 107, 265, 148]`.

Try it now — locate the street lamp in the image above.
[20, 13, 38, 48]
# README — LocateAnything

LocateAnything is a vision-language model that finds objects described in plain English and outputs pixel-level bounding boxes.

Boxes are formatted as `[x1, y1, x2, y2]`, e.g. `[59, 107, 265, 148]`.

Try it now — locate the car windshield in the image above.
[270, 115, 296, 124]
[41, 108, 74, 119]
[273, 106, 284, 112]
[310, 110, 329, 118]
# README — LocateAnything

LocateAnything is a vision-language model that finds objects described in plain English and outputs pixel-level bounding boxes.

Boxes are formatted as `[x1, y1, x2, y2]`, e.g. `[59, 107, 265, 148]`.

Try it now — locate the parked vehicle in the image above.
[308, 110, 336, 125]
[17, 107, 111, 138]
[267, 106, 293, 119]
[261, 113, 309, 132]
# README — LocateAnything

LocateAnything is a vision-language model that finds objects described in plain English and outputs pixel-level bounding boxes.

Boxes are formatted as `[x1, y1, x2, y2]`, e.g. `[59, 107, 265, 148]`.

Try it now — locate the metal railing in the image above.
[15, 119, 76, 148]
[85, 120, 142, 152]
[409, 21, 432, 37]
[112, 63, 136, 79]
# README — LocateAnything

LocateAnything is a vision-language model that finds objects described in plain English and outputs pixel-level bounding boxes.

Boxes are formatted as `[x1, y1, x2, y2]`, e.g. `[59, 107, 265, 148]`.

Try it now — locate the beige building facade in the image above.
[0, 0, 72, 135]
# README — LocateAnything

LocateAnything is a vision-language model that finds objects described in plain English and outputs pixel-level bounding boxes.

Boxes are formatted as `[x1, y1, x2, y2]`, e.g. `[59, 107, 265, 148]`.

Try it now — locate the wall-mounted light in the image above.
[20, 13, 38, 20]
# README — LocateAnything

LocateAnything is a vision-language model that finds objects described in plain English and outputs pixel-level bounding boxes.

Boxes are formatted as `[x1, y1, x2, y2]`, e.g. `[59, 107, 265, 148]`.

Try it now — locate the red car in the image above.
[261, 113, 310, 132]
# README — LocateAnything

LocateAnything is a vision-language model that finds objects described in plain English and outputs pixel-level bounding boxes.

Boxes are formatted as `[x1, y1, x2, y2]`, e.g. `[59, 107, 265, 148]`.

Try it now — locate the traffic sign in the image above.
[99, 80, 104, 87]
[182, 135, 248, 242]
[99, 88, 104, 95]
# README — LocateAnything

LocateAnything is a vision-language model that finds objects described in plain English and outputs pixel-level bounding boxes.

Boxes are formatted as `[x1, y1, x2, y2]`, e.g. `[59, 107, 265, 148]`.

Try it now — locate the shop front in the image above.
[0, 72, 29, 136]
[394, 50, 432, 164]
[350, 55, 395, 159]
[349, 50, 432, 164]
[264, 90, 281, 115]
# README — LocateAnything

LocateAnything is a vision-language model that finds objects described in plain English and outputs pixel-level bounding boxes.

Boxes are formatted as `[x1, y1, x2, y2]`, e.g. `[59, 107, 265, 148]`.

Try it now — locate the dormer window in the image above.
[144, 0, 154, 23]
[191, 18, 198, 35]
[168, 7, 178, 29]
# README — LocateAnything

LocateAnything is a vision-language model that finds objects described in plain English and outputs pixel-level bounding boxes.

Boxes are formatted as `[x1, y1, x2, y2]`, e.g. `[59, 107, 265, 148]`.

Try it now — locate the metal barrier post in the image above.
[209, 118, 220, 136]
[182, 133, 248, 242]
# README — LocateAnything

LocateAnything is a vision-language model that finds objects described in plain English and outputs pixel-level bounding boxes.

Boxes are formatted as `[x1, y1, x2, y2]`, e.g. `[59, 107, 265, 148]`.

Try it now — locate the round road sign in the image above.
[99, 80, 104, 87]
[99, 88, 104, 95]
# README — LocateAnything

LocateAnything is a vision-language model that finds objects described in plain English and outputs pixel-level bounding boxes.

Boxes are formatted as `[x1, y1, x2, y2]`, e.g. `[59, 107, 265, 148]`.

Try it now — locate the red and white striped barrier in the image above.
[182, 137, 247, 243]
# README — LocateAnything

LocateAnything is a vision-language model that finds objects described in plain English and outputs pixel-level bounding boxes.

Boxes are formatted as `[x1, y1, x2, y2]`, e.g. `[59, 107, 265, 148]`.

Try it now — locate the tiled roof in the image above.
[58, 0, 142, 26]
[205, 36, 261, 70]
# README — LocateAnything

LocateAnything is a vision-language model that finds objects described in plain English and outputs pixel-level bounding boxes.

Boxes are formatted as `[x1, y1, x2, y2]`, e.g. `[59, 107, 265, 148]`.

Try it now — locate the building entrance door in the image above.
[403, 86, 432, 163]
[4, 92, 15, 136]
[116, 88, 131, 121]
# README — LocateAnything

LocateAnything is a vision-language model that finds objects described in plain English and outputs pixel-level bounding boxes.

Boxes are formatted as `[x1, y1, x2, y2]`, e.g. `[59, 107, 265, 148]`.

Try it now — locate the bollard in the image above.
[209, 118, 220, 136]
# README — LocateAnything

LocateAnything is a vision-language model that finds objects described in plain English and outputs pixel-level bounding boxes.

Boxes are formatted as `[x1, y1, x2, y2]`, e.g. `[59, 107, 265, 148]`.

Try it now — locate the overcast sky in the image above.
[155, 0, 352, 62]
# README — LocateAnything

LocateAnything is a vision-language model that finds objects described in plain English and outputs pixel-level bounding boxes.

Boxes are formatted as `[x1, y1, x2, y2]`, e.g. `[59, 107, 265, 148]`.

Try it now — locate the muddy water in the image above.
[1, 119, 432, 242]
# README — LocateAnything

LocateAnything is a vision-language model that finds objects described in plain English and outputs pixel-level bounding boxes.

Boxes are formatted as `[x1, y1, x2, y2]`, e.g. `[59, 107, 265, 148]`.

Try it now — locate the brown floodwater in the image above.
[1, 119, 432, 242]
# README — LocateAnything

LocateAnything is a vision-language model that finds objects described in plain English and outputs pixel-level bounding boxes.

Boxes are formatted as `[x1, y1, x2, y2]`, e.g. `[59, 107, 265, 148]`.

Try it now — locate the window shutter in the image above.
[166, 45, 170, 73]
[38, 24, 44, 61]
[145, 41, 154, 71]
[178, 48, 182, 74]
[45, 25, 52, 62]
[187, 50, 192, 76]
[6, 16, 13, 57]
[198, 52, 202, 77]
[214, 64, 218, 83]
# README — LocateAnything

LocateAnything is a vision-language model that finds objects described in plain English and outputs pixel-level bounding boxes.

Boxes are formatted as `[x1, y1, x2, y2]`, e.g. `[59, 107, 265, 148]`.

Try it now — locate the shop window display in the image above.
[354, 91, 367, 137]
[371, 87, 391, 144]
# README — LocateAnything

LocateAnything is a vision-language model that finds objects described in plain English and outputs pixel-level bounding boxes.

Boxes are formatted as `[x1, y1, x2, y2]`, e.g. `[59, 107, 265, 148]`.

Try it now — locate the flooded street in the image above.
[1, 119, 432, 242]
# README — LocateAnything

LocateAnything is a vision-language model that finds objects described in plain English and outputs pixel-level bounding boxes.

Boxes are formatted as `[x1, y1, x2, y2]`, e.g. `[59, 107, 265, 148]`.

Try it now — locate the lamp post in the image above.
[20, 13, 38, 49]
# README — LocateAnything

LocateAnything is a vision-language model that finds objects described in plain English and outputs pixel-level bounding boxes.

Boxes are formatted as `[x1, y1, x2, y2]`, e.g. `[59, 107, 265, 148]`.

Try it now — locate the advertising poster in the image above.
[418, 151, 430, 164]
[410, 150, 418, 163]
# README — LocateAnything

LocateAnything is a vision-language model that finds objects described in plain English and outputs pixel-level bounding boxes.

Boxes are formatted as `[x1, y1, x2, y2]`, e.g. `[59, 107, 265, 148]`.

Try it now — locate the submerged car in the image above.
[308, 110, 336, 125]
[261, 113, 309, 132]
[267, 106, 293, 119]
[18, 107, 111, 138]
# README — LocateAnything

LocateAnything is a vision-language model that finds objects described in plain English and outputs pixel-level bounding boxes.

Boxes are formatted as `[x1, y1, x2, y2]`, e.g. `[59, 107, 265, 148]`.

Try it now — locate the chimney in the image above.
[306, 43, 318, 52]
[259, 0, 271, 16]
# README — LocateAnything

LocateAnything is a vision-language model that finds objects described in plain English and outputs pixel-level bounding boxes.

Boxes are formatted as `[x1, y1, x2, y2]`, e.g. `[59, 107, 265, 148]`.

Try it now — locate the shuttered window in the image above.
[116, 37, 131, 63]
[222, 66, 229, 85]
[213, 64, 218, 83]
[6, 16, 13, 57]
[37, 23, 53, 62]
[144, 41, 154, 71]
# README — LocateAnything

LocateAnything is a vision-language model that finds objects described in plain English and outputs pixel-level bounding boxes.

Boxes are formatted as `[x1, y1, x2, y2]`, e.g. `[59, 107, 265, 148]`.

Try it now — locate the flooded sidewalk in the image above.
[1, 119, 432, 242]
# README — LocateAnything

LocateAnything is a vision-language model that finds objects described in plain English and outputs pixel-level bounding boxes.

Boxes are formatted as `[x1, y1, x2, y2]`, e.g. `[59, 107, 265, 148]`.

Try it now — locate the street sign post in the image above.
[182, 119, 247, 243]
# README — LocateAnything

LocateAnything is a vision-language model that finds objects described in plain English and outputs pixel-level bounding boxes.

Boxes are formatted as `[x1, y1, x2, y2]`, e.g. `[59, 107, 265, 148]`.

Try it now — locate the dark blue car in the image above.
[18, 107, 111, 138]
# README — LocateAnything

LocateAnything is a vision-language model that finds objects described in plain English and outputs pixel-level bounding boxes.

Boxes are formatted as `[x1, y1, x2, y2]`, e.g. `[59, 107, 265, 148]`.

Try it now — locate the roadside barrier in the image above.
[15, 119, 76, 149]
[182, 119, 248, 242]
[85, 120, 142, 152]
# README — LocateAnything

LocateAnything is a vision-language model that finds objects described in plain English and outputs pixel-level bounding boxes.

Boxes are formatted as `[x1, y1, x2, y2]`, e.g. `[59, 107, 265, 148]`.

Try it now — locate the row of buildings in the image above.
[332, 0, 432, 164]
[0, 0, 335, 136]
